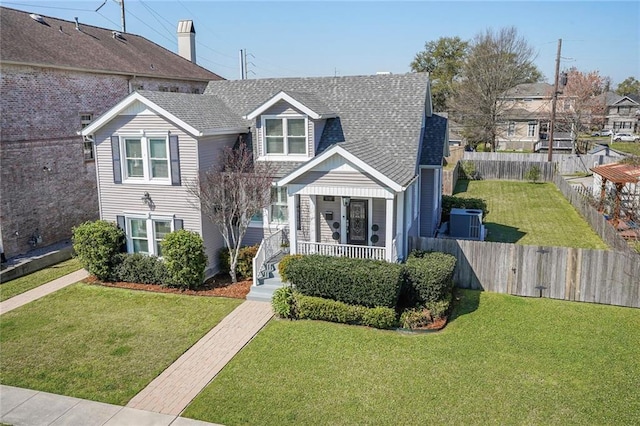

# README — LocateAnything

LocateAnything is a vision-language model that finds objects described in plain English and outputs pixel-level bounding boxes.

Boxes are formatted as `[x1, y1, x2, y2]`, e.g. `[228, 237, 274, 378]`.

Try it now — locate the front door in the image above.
[347, 199, 367, 245]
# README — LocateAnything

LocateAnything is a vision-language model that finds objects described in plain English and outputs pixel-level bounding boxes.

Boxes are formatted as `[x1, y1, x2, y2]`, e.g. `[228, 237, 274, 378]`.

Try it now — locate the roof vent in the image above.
[112, 31, 124, 40]
[74, 17, 80, 31]
[29, 13, 46, 24]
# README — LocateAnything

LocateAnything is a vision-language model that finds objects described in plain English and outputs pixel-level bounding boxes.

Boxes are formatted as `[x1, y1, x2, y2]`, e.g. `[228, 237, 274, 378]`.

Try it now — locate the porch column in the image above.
[385, 197, 394, 262]
[396, 192, 404, 261]
[288, 192, 297, 254]
[309, 195, 317, 243]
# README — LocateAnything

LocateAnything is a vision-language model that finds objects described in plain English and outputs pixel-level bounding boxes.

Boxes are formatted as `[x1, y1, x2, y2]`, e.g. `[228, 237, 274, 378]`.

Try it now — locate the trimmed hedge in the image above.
[441, 195, 488, 223]
[113, 253, 169, 285]
[272, 286, 297, 319]
[280, 292, 397, 329]
[403, 251, 456, 307]
[219, 245, 259, 279]
[281, 255, 403, 308]
[161, 230, 207, 289]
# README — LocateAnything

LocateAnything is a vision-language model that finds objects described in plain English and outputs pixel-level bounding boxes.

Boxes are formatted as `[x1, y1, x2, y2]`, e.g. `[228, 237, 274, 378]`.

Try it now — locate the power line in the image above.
[124, 5, 176, 46]
[138, 0, 175, 41]
[3, 2, 94, 12]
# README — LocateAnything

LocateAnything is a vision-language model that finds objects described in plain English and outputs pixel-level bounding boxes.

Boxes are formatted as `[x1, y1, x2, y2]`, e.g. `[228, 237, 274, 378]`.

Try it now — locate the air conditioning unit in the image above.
[449, 208, 485, 240]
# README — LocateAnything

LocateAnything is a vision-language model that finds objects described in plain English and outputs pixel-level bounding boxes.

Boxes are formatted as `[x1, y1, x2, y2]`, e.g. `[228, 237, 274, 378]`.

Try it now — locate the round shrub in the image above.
[272, 286, 297, 319]
[278, 254, 303, 282]
[113, 253, 169, 285]
[219, 244, 259, 279]
[72, 220, 125, 280]
[161, 230, 207, 289]
[403, 251, 456, 307]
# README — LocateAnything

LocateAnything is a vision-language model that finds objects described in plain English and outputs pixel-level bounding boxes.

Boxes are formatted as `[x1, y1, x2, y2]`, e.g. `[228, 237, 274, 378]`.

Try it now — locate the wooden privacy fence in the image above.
[462, 152, 619, 175]
[409, 236, 640, 308]
[461, 160, 556, 181]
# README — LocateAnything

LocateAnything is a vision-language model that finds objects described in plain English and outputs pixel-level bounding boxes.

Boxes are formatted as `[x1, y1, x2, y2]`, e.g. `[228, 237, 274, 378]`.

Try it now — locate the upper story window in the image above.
[122, 135, 169, 182]
[262, 116, 307, 156]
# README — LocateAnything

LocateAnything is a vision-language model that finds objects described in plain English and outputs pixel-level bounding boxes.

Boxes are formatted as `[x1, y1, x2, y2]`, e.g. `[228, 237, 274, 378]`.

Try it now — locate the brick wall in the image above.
[0, 64, 211, 257]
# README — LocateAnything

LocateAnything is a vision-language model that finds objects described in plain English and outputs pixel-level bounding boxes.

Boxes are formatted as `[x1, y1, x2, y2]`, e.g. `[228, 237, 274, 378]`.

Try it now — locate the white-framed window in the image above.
[507, 122, 516, 136]
[121, 135, 170, 183]
[527, 123, 537, 137]
[126, 216, 173, 256]
[270, 187, 288, 223]
[262, 115, 307, 156]
[81, 114, 95, 161]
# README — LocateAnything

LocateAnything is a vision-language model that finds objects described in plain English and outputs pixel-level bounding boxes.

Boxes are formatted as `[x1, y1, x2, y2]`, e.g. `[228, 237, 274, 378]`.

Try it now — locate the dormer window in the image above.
[263, 116, 307, 155]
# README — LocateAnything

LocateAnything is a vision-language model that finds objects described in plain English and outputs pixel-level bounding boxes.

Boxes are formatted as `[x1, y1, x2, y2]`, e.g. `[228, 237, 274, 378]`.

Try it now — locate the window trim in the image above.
[260, 114, 308, 159]
[527, 122, 537, 137]
[119, 133, 171, 184]
[124, 213, 175, 256]
[269, 187, 289, 224]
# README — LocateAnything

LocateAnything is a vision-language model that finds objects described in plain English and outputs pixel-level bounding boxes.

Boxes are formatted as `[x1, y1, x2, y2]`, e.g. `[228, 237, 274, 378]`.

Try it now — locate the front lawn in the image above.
[0, 258, 82, 302]
[184, 290, 640, 425]
[0, 284, 242, 405]
[453, 180, 607, 248]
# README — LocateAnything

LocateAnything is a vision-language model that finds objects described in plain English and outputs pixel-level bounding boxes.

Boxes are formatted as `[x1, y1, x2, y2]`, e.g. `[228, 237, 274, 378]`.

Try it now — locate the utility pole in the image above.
[239, 49, 245, 80]
[548, 38, 562, 162]
[119, 0, 126, 32]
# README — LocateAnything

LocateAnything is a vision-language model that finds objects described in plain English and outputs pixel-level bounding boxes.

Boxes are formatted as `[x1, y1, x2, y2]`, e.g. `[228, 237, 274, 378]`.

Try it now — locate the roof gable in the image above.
[0, 6, 221, 81]
[80, 91, 248, 137]
[245, 91, 337, 120]
[611, 95, 640, 106]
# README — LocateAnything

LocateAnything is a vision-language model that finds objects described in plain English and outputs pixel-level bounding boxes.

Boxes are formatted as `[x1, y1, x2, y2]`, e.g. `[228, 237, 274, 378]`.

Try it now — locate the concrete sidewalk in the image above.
[0, 268, 89, 315]
[127, 300, 273, 416]
[0, 385, 221, 426]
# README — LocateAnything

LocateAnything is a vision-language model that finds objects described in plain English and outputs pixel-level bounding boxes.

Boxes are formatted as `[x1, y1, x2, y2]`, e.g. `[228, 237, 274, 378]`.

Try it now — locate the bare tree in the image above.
[452, 27, 541, 152]
[555, 68, 607, 153]
[188, 140, 275, 283]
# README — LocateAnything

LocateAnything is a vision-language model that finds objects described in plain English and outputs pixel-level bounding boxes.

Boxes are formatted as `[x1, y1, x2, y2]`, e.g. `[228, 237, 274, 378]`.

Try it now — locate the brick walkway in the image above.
[0, 268, 88, 315]
[127, 300, 273, 416]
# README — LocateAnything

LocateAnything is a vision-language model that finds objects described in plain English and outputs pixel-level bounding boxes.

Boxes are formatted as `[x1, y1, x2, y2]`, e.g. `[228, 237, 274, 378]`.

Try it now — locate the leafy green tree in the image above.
[616, 76, 640, 97]
[452, 27, 541, 152]
[410, 36, 469, 112]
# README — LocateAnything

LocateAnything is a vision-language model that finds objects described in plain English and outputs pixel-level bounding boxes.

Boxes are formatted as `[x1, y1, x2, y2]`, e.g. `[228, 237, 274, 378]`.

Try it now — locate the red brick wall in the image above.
[0, 64, 210, 257]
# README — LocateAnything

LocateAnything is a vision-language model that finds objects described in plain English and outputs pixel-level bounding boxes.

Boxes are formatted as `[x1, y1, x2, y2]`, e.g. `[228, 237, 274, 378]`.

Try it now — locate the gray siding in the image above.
[201, 216, 224, 278]
[242, 227, 264, 247]
[296, 195, 311, 242]
[292, 170, 384, 188]
[198, 134, 239, 172]
[371, 198, 386, 246]
[419, 168, 435, 237]
[317, 196, 341, 243]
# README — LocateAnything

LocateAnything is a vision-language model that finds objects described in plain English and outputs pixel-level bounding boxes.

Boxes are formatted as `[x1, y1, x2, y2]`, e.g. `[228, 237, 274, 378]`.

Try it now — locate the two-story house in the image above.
[0, 6, 222, 258]
[80, 73, 448, 278]
[605, 94, 640, 134]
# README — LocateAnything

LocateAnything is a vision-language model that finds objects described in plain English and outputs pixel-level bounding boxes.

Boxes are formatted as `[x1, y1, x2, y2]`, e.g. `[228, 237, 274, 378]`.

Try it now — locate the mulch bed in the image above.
[82, 274, 252, 299]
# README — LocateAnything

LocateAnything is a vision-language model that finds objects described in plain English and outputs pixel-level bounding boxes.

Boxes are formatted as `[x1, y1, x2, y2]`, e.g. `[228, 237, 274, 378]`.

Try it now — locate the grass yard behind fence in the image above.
[0, 258, 82, 302]
[610, 142, 640, 156]
[453, 180, 607, 248]
[0, 284, 242, 405]
[184, 290, 640, 425]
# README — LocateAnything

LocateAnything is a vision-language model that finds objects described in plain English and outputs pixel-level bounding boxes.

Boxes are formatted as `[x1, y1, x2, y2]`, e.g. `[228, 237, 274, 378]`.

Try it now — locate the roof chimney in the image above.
[177, 20, 196, 63]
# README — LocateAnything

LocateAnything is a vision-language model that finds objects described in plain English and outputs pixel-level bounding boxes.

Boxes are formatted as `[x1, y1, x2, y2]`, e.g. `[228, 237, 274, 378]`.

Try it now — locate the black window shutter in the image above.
[169, 135, 181, 186]
[111, 136, 122, 184]
[174, 218, 184, 230]
[116, 215, 126, 230]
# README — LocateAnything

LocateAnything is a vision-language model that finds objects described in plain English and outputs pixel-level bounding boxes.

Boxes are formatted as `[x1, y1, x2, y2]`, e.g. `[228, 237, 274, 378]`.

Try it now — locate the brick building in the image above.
[0, 7, 222, 258]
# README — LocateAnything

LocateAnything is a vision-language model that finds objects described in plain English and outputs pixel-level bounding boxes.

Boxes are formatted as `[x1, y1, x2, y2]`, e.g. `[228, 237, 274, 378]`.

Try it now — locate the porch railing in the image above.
[297, 241, 386, 261]
[252, 229, 284, 286]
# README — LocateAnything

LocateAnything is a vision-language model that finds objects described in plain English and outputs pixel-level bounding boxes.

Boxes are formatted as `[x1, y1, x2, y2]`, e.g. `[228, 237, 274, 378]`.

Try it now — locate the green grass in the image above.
[183, 290, 640, 425]
[453, 180, 607, 248]
[0, 258, 82, 302]
[610, 142, 640, 156]
[0, 284, 242, 405]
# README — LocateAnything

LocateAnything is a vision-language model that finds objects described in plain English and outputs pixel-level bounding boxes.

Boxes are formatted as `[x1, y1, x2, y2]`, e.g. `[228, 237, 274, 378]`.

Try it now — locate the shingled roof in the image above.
[138, 90, 249, 132]
[203, 73, 435, 186]
[0, 6, 221, 81]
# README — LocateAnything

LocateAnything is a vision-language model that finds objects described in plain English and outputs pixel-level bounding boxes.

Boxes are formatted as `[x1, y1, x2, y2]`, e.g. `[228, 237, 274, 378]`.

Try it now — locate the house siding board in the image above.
[297, 195, 311, 242]
[242, 227, 264, 247]
[317, 197, 341, 243]
[372, 198, 386, 246]
[419, 168, 435, 237]
[201, 215, 224, 277]
[198, 134, 238, 171]
[95, 114, 202, 235]
[292, 170, 384, 189]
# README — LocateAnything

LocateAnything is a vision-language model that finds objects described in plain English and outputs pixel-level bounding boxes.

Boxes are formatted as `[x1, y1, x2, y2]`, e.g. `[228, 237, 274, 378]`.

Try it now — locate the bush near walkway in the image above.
[72, 220, 124, 280]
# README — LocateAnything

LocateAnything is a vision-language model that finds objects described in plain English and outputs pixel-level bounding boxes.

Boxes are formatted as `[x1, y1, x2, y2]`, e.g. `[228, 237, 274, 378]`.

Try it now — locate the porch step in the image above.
[247, 262, 284, 303]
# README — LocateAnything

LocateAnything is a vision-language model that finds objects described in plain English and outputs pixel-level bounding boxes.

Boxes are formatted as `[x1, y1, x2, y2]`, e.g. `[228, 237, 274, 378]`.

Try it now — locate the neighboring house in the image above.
[587, 144, 627, 159]
[80, 73, 448, 277]
[497, 82, 554, 152]
[604, 93, 640, 134]
[0, 6, 222, 258]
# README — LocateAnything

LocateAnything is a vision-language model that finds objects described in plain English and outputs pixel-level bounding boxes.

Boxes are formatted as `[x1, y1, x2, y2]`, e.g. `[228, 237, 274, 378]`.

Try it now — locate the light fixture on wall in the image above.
[343, 197, 351, 207]
[141, 192, 155, 209]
